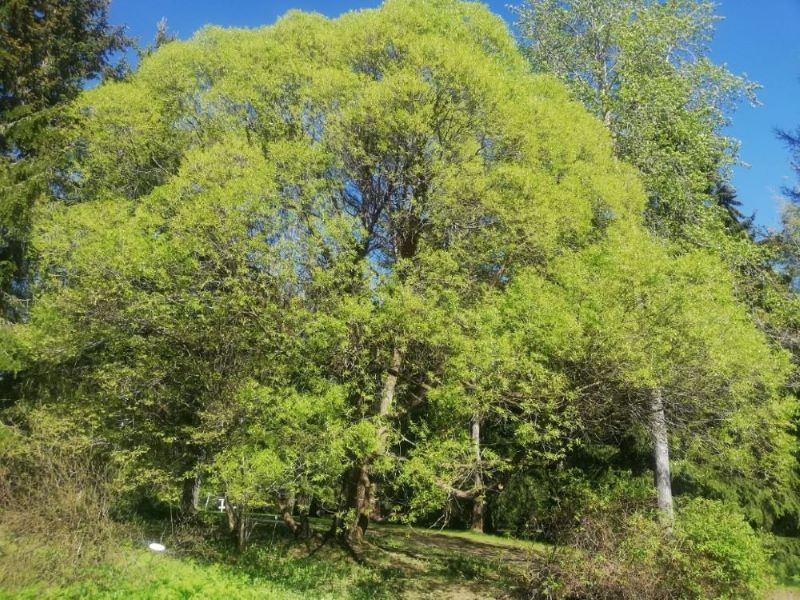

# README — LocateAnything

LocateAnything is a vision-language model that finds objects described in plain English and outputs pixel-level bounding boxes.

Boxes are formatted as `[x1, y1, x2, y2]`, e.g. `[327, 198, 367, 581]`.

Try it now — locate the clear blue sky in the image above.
[109, 0, 800, 229]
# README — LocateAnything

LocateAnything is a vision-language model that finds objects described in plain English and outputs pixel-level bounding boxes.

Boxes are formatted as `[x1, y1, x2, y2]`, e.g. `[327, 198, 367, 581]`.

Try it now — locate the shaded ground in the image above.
[7, 512, 794, 599]
[240, 516, 537, 599]
[362, 524, 538, 599]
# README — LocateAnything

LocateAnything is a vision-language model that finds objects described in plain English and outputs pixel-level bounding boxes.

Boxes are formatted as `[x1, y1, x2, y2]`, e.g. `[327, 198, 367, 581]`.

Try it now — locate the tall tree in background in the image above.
[778, 122, 800, 283]
[779, 127, 800, 203]
[769, 125, 800, 400]
[514, 0, 758, 242]
[0, 0, 130, 321]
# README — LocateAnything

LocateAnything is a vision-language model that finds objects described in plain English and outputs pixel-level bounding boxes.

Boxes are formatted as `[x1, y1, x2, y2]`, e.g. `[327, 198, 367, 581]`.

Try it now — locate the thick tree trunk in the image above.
[347, 464, 372, 545]
[280, 493, 299, 534]
[346, 347, 402, 546]
[224, 500, 250, 550]
[180, 475, 200, 516]
[471, 416, 484, 533]
[650, 387, 674, 524]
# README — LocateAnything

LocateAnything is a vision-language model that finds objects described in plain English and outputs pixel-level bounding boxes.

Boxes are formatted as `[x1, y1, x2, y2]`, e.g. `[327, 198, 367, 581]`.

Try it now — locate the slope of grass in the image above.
[2, 550, 307, 600]
[372, 521, 548, 552]
[0, 516, 539, 599]
[3, 514, 797, 600]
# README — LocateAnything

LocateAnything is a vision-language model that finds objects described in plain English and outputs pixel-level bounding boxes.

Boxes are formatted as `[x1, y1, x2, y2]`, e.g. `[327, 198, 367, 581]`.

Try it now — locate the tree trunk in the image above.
[370, 481, 384, 522]
[180, 475, 200, 516]
[280, 493, 299, 534]
[347, 464, 372, 545]
[237, 508, 248, 550]
[224, 496, 237, 533]
[471, 416, 484, 533]
[650, 387, 674, 524]
[378, 348, 402, 421]
[345, 347, 402, 546]
[298, 512, 311, 540]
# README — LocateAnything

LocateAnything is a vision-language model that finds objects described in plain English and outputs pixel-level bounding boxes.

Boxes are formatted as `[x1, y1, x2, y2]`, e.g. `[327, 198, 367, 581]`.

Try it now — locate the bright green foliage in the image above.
[552, 225, 796, 523]
[5, 1, 795, 583]
[24, 0, 648, 526]
[530, 499, 770, 599]
[677, 498, 770, 599]
[560, 226, 788, 404]
[514, 0, 759, 242]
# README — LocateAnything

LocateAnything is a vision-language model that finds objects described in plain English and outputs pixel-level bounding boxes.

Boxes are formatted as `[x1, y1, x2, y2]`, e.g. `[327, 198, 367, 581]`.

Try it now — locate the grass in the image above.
[1, 550, 309, 600]
[373, 520, 549, 552]
[0, 514, 397, 600]
[0, 515, 539, 599]
[3, 513, 798, 599]
[0, 540, 401, 600]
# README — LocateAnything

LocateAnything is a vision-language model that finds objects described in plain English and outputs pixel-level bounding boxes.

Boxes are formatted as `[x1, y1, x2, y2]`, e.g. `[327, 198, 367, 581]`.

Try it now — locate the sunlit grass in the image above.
[378, 523, 549, 552]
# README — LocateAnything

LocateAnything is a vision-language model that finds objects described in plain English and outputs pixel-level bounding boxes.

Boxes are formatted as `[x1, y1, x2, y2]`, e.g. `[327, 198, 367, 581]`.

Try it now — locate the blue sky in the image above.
[109, 0, 800, 229]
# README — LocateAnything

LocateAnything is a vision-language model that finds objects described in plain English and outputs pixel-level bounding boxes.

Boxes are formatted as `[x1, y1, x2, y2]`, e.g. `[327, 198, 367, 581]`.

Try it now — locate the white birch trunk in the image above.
[650, 387, 674, 524]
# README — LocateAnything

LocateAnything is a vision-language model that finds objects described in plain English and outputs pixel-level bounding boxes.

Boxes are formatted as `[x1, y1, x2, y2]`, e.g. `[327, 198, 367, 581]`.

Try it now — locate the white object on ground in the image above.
[148, 542, 166, 552]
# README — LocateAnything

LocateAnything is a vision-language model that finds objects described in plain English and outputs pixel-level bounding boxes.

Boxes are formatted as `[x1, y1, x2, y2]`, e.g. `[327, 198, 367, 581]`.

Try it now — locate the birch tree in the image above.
[514, 0, 759, 241]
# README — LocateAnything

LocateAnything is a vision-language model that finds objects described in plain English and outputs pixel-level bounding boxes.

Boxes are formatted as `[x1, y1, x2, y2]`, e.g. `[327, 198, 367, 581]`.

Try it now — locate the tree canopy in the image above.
[0, 0, 130, 320]
[514, 0, 758, 243]
[0, 6, 797, 597]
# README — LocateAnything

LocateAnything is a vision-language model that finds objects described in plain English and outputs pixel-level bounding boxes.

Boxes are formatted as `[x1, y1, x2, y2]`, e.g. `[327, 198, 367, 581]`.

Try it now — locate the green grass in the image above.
[0, 544, 398, 600]
[0, 514, 399, 600]
[2, 551, 303, 600]
[12, 516, 795, 599]
[0, 516, 540, 599]
[372, 521, 549, 552]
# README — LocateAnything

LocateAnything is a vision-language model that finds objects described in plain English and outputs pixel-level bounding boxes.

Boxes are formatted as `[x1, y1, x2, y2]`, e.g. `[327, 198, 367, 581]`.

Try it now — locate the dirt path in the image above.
[769, 591, 800, 600]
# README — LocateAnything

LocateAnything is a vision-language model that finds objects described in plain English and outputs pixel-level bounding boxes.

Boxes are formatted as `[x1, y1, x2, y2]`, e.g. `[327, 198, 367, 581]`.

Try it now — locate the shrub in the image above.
[494, 468, 654, 541]
[528, 498, 770, 599]
[0, 413, 122, 591]
[765, 535, 800, 585]
[677, 498, 769, 599]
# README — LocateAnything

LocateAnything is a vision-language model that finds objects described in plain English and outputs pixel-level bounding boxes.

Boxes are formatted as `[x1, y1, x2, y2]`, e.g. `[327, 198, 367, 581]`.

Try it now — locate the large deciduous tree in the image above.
[12, 0, 796, 549]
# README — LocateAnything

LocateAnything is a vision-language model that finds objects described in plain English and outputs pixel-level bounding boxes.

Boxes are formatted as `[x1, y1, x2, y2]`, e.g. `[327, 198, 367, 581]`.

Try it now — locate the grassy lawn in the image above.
[2, 517, 796, 599]
[0, 518, 540, 599]
[371, 521, 548, 552]
[1, 550, 311, 600]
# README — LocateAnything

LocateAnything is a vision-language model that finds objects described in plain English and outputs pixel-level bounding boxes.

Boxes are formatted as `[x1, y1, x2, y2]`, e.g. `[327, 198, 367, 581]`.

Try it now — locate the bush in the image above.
[528, 498, 769, 599]
[765, 535, 800, 585]
[677, 498, 769, 599]
[494, 468, 654, 541]
[0, 413, 122, 591]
